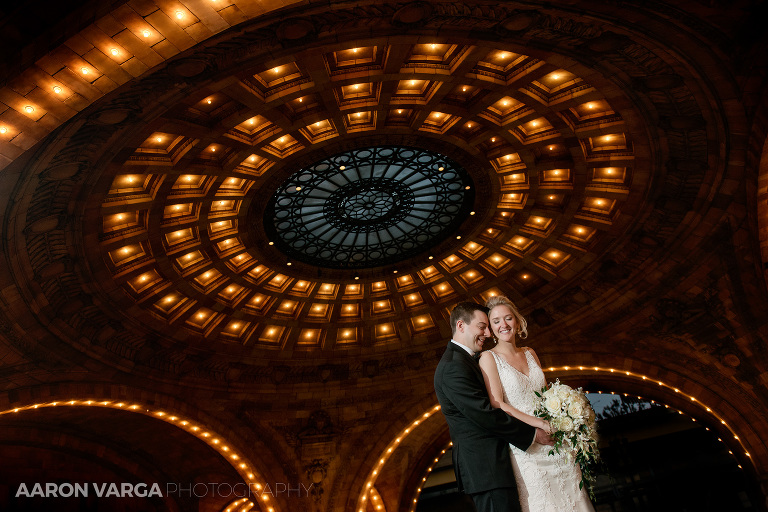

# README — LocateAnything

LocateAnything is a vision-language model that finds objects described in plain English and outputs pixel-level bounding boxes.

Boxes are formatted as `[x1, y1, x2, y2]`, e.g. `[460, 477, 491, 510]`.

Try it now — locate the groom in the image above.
[434, 302, 552, 511]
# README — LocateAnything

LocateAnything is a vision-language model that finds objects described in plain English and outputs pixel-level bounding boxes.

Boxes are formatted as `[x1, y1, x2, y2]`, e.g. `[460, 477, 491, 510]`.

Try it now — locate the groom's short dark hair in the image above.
[450, 302, 488, 336]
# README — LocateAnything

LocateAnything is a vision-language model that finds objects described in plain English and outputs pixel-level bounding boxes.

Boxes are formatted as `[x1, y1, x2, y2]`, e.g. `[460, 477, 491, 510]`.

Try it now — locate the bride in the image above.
[478, 295, 595, 512]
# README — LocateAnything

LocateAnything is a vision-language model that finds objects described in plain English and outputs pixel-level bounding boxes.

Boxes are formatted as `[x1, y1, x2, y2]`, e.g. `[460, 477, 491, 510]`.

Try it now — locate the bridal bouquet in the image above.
[534, 380, 600, 497]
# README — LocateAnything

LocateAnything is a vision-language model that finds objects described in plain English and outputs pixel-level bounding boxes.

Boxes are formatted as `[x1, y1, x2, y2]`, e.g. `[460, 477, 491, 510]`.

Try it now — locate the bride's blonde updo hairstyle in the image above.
[485, 295, 528, 339]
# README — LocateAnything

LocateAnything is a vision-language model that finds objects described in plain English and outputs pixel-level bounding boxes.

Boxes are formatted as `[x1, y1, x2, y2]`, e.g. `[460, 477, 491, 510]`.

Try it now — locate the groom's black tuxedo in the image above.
[434, 341, 535, 501]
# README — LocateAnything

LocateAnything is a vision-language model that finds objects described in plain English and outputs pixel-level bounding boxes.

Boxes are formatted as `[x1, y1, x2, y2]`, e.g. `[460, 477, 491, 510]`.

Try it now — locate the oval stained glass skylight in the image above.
[265, 146, 474, 269]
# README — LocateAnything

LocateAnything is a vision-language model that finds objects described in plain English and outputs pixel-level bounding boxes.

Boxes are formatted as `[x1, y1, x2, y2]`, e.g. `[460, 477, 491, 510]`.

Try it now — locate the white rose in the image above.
[557, 386, 571, 401]
[569, 389, 582, 404]
[545, 396, 562, 413]
[568, 402, 583, 417]
[560, 416, 574, 432]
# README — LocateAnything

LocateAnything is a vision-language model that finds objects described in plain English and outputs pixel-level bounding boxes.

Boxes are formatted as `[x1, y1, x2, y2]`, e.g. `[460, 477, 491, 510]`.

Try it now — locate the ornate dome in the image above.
[57, 35, 643, 355]
[0, 1, 767, 511]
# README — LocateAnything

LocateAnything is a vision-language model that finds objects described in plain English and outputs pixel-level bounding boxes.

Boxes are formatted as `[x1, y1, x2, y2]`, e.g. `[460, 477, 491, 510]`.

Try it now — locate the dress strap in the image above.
[488, 350, 504, 367]
[523, 349, 539, 370]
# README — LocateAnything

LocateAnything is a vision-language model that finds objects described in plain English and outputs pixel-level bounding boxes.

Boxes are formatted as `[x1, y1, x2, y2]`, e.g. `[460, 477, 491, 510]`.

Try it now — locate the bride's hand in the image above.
[541, 420, 552, 434]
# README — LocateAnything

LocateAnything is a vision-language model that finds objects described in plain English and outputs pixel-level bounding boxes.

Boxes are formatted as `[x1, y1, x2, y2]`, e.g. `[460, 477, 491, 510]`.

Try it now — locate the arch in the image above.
[353, 403, 443, 512]
[546, 365, 761, 471]
[0, 391, 280, 512]
[354, 367, 761, 512]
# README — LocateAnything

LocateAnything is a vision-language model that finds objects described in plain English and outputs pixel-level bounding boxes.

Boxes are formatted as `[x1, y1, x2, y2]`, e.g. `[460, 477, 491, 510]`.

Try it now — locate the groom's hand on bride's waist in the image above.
[534, 428, 555, 446]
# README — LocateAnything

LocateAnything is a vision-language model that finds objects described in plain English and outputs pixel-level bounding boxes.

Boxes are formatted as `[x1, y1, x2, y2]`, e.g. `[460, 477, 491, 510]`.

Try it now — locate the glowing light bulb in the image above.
[176, 11, 184, 19]
[53, 86, 62, 94]
[110, 48, 119, 56]
[143, 30, 151, 37]
[24, 106, 34, 113]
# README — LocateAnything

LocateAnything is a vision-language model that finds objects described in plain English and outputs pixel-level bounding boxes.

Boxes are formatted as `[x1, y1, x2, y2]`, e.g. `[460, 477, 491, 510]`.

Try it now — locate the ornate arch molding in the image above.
[0, 382, 288, 512]
[351, 368, 761, 512]
[1, 1, 736, 381]
[0, 424, 184, 512]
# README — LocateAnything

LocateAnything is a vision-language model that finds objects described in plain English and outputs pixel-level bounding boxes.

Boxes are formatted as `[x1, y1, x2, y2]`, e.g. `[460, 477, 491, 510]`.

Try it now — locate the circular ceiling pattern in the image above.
[84, 39, 640, 353]
[265, 146, 474, 269]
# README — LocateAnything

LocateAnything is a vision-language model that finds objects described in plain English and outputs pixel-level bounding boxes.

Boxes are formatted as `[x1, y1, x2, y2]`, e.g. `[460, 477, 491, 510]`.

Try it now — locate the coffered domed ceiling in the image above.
[6, 1, 724, 381]
[84, 41, 635, 355]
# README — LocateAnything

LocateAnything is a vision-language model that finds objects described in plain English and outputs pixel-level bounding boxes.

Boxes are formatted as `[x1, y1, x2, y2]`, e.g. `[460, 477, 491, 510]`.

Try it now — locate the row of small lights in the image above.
[545, 366, 752, 461]
[0, 0, 236, 141]
[224, 497, 255, 512]
[359, 368, 753, 512]
[406, 442, 451, 512]
[0, 8, 604, 158]
[356, 405, 442, 512]
[0, 400, 276, 512]
[402, 380, 750, 512]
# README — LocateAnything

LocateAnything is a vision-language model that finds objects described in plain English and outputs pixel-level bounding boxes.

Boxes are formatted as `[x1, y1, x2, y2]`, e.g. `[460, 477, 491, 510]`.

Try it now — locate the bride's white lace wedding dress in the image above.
[489, 350, 595, 512]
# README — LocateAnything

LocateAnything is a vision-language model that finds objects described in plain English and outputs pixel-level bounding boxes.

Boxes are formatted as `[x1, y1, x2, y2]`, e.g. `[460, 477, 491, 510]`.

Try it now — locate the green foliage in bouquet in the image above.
[534, 380, 601, 499]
